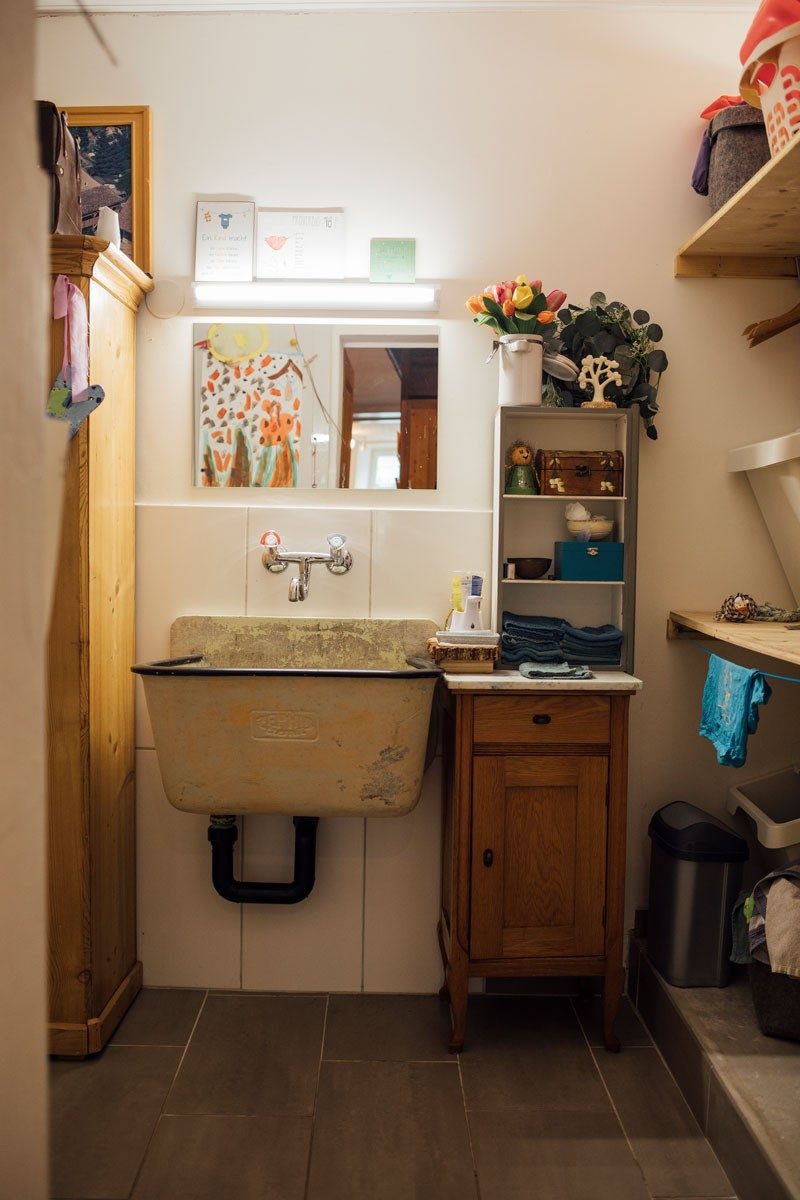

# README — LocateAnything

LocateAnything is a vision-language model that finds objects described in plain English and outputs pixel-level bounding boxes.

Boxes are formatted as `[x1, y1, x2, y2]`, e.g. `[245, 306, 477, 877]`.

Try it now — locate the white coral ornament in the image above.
[578, 355, 622, 409]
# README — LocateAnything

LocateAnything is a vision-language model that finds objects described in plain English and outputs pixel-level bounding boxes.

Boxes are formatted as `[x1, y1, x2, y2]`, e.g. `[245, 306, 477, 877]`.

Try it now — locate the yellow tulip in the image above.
[512, 284, 533, 310]
[515, 274, 528, 286]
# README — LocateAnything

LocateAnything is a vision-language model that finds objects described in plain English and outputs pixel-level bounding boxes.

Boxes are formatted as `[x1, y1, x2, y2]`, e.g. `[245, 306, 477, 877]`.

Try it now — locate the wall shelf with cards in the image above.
[492, 406, 640, 673]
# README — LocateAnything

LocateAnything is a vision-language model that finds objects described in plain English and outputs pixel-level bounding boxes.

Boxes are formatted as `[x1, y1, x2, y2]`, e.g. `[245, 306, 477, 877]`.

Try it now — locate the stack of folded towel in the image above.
[501, 612, 623, 667]
[501, 614, 566, 664]
[561, 623, 624, 666]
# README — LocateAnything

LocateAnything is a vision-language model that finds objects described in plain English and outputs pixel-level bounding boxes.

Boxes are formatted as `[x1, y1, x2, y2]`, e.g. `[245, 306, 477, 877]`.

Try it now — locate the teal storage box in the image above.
[554, 541, 624, 581]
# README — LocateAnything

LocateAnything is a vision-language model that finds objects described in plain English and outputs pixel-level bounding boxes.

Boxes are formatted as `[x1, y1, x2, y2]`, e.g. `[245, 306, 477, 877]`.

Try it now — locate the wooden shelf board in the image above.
[502, 494, 627, 501]
[503, 579, 624, 586]
[675, 138, 800, 279]
[667, 610, 800, 669]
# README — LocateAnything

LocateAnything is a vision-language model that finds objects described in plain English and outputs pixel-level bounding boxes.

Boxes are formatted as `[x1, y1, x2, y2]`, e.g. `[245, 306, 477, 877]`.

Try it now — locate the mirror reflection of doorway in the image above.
[339, 343, 438, 489]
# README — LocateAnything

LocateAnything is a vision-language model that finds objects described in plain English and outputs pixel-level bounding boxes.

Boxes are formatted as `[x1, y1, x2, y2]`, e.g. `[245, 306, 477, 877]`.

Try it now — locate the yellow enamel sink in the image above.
[133, 616, 440, 818]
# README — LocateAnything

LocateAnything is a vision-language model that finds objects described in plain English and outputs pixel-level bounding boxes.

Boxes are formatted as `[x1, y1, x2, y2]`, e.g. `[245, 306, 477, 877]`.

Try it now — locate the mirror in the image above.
[194, 322, 438, 490]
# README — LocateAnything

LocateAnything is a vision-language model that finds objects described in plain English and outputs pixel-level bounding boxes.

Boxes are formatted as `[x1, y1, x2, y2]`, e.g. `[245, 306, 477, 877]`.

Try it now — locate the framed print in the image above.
[195, 201, 255, 282]
[60, 105, 152, 274]
[256, 208, 344, 279]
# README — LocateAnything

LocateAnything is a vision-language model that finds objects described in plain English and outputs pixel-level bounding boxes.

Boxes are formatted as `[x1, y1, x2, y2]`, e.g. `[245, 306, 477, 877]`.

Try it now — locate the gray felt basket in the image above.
[708, 106, 770, 212]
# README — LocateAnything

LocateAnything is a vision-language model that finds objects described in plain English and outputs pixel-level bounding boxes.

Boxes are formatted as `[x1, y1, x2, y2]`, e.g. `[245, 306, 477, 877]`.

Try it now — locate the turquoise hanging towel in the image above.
[699, 653, 772, 767]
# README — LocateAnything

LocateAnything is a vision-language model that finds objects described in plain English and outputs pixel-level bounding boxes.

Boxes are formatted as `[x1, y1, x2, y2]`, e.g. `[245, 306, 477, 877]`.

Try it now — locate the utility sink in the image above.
[133, 617, 440, 818]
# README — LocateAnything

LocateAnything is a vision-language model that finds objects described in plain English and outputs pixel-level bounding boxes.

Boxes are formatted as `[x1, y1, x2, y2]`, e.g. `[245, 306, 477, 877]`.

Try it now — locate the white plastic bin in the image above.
[727, 766, 800, 868]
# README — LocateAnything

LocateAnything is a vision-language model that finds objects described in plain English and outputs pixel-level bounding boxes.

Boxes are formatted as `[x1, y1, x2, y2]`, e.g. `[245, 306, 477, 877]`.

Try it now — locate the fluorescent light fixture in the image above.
[192, 280, 439, 312]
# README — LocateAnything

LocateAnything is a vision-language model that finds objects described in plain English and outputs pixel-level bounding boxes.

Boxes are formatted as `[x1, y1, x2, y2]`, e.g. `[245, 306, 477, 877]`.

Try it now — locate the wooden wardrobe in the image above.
[48, 236, 152, 1056]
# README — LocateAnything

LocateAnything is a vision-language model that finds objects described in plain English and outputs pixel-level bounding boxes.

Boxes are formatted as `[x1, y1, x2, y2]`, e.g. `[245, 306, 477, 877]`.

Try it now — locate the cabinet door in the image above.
[470, 755, 608, 960]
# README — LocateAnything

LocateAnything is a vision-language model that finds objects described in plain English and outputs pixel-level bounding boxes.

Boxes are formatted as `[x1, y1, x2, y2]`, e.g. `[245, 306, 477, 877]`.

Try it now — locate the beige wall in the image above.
[36, 10, 800, 991]
[0, 1, 51, 1195]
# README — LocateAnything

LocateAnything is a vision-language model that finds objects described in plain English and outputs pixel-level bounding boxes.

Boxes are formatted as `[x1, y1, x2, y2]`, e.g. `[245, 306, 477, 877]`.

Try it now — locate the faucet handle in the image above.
[326, 533, 353, 576]
[261, 530, 288, 573]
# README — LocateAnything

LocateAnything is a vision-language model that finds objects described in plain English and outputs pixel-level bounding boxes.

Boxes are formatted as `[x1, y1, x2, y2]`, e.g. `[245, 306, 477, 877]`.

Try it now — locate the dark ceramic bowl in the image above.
[509, 557, 551, 580]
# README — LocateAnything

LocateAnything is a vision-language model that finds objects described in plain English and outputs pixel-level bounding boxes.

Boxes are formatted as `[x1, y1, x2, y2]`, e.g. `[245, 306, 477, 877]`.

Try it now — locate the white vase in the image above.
[497, 333, 543, 407]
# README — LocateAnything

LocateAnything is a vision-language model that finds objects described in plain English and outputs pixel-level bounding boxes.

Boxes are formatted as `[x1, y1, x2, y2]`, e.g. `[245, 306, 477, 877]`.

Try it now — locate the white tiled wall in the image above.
[136, 503, 492, 991]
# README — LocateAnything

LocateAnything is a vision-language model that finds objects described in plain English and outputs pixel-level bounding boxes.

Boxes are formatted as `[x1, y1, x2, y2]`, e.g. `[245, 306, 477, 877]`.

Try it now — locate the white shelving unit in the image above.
[491, 406, 640, 674]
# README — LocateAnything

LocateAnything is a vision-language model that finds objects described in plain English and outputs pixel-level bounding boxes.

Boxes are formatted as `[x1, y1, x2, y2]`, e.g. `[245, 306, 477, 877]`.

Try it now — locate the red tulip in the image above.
[546, 289, 567, 311]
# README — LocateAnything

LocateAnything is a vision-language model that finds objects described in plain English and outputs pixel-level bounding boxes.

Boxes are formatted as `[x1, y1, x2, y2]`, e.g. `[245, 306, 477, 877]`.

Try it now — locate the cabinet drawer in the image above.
[473, 695, 610, 746]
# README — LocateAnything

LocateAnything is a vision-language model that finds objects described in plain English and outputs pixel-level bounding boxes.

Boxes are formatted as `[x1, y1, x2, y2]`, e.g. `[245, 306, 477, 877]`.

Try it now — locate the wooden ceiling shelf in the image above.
[667, 610, 800, 669]
[675, 138, 800, 279]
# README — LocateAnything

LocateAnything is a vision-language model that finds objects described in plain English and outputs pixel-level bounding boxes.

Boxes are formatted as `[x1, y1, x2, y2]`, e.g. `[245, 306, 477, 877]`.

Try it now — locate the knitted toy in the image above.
[715, 593, 758, 622]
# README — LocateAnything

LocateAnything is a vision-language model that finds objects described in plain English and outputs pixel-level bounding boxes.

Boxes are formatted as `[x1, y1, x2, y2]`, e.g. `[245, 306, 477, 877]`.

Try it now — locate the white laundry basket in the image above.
[728, 766, 800, 868]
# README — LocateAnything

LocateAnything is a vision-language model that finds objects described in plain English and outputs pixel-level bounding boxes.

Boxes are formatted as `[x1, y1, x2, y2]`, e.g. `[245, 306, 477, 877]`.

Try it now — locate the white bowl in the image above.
[566, 516, 614, 541]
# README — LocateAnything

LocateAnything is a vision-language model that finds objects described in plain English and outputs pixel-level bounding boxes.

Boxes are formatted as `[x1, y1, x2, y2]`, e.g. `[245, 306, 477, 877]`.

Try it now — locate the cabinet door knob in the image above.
[532, 713, 551, 725]
[483, 849, 494, 867]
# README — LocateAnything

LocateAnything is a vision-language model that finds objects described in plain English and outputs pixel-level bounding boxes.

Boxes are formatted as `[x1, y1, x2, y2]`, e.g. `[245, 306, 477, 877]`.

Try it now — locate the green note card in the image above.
[370, 238, 416, 283]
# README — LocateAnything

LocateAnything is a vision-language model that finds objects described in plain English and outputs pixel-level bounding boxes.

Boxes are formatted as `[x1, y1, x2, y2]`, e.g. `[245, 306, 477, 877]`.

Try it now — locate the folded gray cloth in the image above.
[519, 662, 593, 680]
[748, 863, 800, 974]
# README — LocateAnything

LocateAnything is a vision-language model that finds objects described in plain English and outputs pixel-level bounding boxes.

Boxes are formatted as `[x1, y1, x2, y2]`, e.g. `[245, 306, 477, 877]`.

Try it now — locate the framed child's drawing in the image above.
[194, 323, 305, 488]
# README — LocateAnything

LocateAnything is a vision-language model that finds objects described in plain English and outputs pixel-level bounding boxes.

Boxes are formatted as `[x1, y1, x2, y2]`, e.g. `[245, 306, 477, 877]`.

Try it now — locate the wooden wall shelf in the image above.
[667, 610, 800, 669]
[675, 138, 800, 279]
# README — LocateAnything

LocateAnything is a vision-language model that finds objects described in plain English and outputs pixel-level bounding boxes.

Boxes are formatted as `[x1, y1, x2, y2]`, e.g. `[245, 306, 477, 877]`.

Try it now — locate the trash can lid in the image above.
[648, 802, 749, 863]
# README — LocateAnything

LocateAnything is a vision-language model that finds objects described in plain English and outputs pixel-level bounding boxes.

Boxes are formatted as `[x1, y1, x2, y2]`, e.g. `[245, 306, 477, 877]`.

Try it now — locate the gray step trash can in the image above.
[647, 802, 748, 987]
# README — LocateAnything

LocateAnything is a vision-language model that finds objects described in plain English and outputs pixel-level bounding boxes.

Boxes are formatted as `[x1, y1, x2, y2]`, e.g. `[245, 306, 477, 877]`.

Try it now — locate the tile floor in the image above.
[50, 989, 737, 1200]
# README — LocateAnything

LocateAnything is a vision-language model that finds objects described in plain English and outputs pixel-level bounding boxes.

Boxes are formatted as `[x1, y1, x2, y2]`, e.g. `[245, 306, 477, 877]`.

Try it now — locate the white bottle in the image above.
[460, 594, 483, 632]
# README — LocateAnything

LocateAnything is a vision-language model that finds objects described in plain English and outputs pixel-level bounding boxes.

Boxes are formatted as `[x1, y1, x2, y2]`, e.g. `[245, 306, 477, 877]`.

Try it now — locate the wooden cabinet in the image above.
[439, 687, 634, 1052]
[48, 236, 152, 1057]
[470, 754, 608, 960]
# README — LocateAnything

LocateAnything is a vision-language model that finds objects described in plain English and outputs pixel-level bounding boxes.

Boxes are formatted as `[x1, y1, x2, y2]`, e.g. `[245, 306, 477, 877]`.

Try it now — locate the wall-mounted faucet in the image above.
[260, 531, 353, 602]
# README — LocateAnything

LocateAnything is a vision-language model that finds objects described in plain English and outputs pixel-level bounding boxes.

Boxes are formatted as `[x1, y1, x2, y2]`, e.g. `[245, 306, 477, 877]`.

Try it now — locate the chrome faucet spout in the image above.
[260, 531, 352, 601]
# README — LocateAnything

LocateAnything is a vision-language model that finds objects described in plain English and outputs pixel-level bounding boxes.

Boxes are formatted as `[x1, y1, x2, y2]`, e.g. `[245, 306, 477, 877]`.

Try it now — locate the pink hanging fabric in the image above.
[52, 273, 90, 402]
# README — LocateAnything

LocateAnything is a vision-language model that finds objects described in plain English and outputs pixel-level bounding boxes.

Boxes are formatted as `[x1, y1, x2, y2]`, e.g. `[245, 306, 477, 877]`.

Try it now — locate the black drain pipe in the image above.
[208, 815, 319, 904]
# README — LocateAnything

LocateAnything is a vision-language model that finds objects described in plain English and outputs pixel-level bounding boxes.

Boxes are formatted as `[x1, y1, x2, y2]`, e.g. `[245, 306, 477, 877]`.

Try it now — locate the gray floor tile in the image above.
[307, 1060, 477, 1200]
[574, 995, 652, 1049]
[50, 1046, 182, 1200]
[110, 988, 205, 1047]
[323, 993, 452, 1061]
[595, 1046, 733, 1198]
[459, 996, 610, 1112]
[470, 1108, 650, 1200]
[637, 954, 710, 1126]
[165, 993, 325, 1117]
[131, 1114, 311, 1200]
[706, 1073, 791, 1200]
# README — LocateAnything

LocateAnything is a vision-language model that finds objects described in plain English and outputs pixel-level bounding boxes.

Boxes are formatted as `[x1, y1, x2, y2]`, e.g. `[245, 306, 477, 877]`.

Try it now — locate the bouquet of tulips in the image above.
[467, 275, 567, 341]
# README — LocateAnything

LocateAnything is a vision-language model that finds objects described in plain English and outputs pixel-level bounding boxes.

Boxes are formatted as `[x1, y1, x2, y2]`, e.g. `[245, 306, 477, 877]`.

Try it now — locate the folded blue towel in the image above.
[502, 612, 623, 668]
[520, 662, 593, 680]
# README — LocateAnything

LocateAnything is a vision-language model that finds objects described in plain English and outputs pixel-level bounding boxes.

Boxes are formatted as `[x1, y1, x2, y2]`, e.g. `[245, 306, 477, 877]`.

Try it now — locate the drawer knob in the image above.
[532, 714, 551, 725]
[483, 849, 494, 868]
